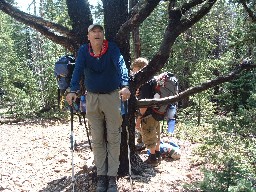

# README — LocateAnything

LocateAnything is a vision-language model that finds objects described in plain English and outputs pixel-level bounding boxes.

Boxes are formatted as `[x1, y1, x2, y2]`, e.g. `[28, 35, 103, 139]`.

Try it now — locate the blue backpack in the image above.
[54, 55, 75, 93]
[54, 55, 76, 109]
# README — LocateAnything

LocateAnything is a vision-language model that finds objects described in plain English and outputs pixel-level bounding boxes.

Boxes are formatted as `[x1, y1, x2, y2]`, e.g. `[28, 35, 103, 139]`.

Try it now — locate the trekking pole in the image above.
[70, 103, 75, 192]
[82, 113, 92, 151]
[57, 88, 60, 109]
[123, 100, 133, 190]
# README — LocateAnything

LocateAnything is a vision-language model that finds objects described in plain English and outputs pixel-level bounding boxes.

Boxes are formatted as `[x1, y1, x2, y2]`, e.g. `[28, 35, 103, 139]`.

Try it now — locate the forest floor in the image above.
[0, 117, 204, 192]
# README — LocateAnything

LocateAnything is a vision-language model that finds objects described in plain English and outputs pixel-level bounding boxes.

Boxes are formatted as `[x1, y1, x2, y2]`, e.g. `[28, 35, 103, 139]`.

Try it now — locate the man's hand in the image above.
[119, 87, 131, 101]
[66, 92, 77, 105]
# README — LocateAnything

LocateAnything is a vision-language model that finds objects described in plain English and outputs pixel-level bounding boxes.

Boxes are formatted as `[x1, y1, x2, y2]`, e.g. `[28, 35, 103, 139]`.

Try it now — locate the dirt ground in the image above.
[0, 118, 203, 192]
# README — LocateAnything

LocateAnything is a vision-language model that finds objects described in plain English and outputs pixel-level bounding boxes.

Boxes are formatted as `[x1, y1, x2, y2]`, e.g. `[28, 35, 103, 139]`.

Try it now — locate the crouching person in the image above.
[66, 24, 130, 192]
[132, 57, 161, 166]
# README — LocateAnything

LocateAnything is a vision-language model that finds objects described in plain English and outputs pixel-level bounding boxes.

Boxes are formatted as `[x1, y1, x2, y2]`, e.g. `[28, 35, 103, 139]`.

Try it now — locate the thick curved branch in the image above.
[131, 0, 218, 91]
[0, 0, 72, 36]
[115, 0, 160, 43]
[12, 14, 77, 50]
[122, 0, 166, 92]
[240, 0, 256, 22]
[138, 60, 256, 107]
[181, 0, 217, 31]
[26, 21, 77, 51]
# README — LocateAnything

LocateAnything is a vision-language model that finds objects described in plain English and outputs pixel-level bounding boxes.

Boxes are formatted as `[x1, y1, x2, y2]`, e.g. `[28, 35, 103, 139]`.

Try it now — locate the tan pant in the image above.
[141, 115, 160, 149]
[86, 90, 122, 176]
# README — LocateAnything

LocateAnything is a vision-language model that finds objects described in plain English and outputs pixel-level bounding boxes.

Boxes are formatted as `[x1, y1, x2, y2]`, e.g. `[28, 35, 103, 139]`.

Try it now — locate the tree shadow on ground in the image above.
[38, 138, 164, 192]
[39, 139, 97, 192]
[39, 169, 97, 192]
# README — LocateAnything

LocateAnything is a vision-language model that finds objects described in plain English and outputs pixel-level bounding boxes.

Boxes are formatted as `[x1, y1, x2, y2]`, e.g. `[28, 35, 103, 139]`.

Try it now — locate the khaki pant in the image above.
[141, 115, 160, 149]
[86, 90, 122, 176]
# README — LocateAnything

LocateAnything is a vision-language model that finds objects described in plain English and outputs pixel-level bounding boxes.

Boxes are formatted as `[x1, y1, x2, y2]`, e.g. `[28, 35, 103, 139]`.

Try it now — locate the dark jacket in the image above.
[138, 81, 155, 117]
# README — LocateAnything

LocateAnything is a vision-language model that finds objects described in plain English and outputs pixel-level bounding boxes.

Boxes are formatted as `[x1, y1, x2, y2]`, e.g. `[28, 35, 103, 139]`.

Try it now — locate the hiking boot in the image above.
[145, 154, 158, 167]
[155, 150, 162, 163]
[96, 175, 108, 192]
[107, 176, 118, 192]
[135, 142, 146, 151]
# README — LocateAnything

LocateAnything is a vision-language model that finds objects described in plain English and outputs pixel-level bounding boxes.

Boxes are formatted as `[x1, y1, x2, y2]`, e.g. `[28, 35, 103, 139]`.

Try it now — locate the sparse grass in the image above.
[180, 108, 256, 191]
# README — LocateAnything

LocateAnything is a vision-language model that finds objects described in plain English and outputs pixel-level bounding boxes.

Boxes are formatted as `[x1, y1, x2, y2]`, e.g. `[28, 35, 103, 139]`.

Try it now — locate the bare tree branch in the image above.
[26, 21, 78, 51]
[0, 0, 72, 36]
[181, 0, 217, 31]
[138, 59, 256, 107]
[0, 0, 94, 51]
[0, 0, 79, 51]
[131, 0, 218, 91]
[115, 0, 160, 43]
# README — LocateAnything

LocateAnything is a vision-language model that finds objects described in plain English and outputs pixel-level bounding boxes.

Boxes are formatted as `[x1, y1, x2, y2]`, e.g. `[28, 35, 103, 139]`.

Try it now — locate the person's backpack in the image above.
[150, 72, 178, 121]
[54, 55, 75, 109]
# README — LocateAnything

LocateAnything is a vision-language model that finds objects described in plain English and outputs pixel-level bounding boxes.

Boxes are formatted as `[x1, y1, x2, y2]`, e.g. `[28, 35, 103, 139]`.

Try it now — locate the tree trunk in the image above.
[130, 0, 141, 58]
[102, 0, 142, 175]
